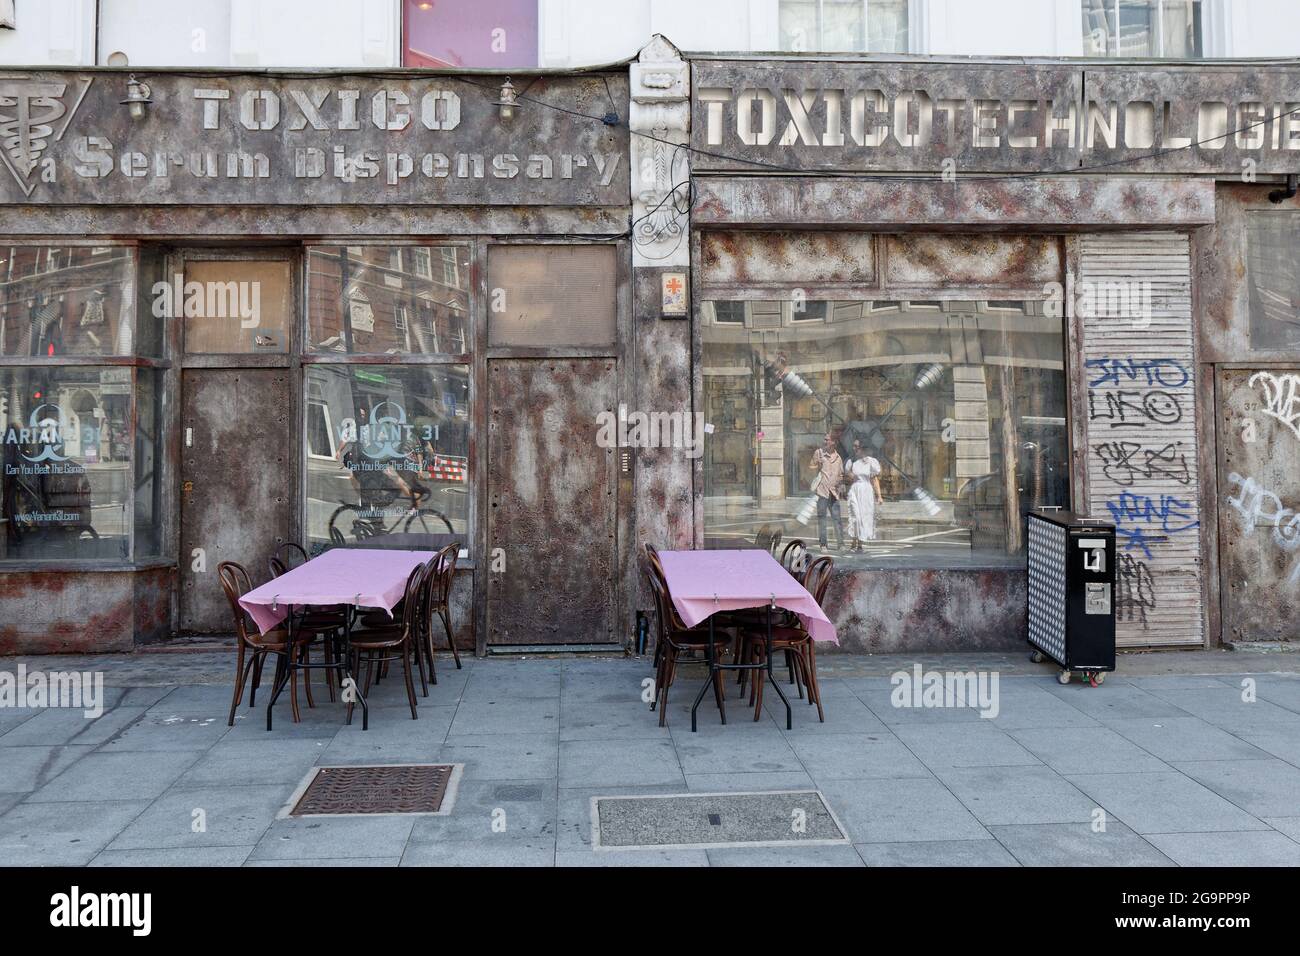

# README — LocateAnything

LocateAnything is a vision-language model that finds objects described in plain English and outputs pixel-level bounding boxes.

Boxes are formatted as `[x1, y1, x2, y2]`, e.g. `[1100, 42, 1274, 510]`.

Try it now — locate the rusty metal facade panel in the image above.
[1216, 367, 1300, 642]
[1199, 184, 1300, 365]
[179, 368, 292, 633]
[700, 231, 876, 288]
[884, 234, 1062, 287]
[0, 71, 629, 206]
[691, 176, 1217, 230]
[1080, 232, 1203, 647]
[485, 359, 617, 645]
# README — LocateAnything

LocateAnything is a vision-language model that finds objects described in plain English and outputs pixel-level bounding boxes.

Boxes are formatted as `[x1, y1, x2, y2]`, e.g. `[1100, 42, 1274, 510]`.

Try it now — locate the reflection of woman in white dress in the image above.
[845, 439, 884, 552]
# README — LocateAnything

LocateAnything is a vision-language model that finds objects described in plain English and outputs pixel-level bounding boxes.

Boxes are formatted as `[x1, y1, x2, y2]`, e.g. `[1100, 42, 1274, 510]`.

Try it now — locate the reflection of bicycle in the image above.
[326, 488, 454, 545]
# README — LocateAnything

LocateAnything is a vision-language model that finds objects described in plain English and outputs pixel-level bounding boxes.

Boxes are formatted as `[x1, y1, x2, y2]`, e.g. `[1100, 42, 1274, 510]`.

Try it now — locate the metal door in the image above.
[1217, 366, 1300, 642]
[179, 368, 292, 632]
[486, 359, 617, 645]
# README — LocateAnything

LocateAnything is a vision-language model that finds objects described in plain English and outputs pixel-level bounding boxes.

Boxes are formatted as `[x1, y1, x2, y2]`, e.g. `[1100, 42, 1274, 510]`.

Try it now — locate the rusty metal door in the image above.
[179, 369, 293, 633]
[486, 359, 617, 645]
[1217, 367, 1300, 643]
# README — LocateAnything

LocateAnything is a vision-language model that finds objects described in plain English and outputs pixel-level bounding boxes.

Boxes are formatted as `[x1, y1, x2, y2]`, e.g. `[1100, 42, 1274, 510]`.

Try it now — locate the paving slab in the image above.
[786, 732, 931, 781]
[1007, 726, 1171, 774]
[249, 814, 416, 862]
[858, 840, 1020, 867]
[934, 765, 1099, 826]
[0, 745, 94, 793]
[1171, 758, 1300, 819]
[1145, 830, 1300, 867]
[891, 722, 1041, 769]
[559, 738, 684, 789]
[1065, 771, 1271, 835]
[106, 784, 287, 850]
[1104, 716, 1274, 763]
[815, 777, 992, 844]
[90, 846, 255, 866]
[25, 750, 201, 803]
[0, 800, 152, 865]
[988, 821, 1176, 866]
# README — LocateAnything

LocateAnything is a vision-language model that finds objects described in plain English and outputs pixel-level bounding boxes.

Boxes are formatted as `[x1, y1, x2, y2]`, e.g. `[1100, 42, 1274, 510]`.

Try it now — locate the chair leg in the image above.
[412, 629, 429, 697]
[363, 653, 375, 697]
[301, 644, 315, 709]
[806, 643, 824, 722]
[402, 644, 419, 720]
[439, 607, 461, 670]
[323, 629, 336, 702]
[752, 649, 766, 721]
[228, 641, 250, 727]
[657, 650, 676, 727]
[289, 654, 302, 724]
[249, 652, 265, 707]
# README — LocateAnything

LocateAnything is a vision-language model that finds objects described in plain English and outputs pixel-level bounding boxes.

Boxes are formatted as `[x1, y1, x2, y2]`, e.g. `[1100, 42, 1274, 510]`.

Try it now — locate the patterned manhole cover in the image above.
[592, 790, 848, 850]
[288, 764, 460, 816]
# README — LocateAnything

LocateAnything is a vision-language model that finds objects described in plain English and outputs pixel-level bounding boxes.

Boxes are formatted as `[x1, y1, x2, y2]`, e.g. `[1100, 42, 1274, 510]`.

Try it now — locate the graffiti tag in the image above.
[1224, 472, 1300, 584]
[1249, 371, 1300, 440]
[1105, 491, 1199, 559]
[1115, 552, 1157, 628]
[1085, 358, 1189, 390]
[1094, 440, 1192, 486]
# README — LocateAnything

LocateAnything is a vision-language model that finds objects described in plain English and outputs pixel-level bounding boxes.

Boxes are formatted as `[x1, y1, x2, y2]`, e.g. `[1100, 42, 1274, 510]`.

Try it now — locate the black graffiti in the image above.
[1094, 440, 1193, 487]
[1087, 388, 1183, 427]
[1116, 552, 1156, 629]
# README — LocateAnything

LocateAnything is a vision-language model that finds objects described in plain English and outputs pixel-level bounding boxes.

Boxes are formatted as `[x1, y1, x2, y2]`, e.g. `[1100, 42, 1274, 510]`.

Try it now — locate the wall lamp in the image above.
[493, 79, 518, 123]
[120, 74, 152, 120]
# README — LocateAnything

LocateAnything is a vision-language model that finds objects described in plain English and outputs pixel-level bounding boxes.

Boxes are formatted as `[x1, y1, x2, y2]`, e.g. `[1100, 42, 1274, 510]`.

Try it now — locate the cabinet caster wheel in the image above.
[1089, 671, 1106, 687]
[1058, 669, 1071, 685]
[1030, 650, 1044, 664]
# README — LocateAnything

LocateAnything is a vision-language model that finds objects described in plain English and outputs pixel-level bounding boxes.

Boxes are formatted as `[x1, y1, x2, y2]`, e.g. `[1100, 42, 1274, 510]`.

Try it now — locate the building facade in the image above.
[0, 29, 1297, 653]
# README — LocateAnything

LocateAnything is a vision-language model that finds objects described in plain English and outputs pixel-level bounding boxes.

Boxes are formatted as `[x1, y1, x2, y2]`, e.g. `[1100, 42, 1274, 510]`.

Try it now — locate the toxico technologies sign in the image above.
[0, 71, 628, 205]
[691, 61, 1300, 175]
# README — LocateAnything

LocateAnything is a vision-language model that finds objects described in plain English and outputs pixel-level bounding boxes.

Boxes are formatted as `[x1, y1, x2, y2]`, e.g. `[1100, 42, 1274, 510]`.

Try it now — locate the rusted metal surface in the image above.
[486, 359, 618, 645]
[630, 267, 694, 631]
[290, 765, 454, 815]
[693, 176, 1216, 230]
[823, 567, 1026, 653]
[1216, 366, 1300, 642]
[179, 368, 293, 633]
[701, 231, 875, 287]
[0, 565, 173, 653]
[0, 204, 630, 238]
[1198, 183, 1300, 364]
[0, 71, 628, 206]
[885, 234, 1061, 287]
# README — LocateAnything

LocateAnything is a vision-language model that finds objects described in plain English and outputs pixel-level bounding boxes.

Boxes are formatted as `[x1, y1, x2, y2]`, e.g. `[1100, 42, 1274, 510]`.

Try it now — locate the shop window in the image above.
[1245, 212, 1300, 350]
[0, 246, 134, 357]
[304, 364, 470, 555]
[487, 245, 617, 348]
[701, 299, 1070, 569]
[306, 245, 470, 356]
[779, 0, 909, 53]
[181, 259, 292, 354]
[0, 366, 136, 561]
[1081, 0, 1202, 58]
[402, 0, 538, 68]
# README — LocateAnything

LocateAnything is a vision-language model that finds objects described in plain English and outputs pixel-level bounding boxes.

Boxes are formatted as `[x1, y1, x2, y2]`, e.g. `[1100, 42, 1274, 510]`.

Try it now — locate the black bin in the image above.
[1026, 510, 1116, 686]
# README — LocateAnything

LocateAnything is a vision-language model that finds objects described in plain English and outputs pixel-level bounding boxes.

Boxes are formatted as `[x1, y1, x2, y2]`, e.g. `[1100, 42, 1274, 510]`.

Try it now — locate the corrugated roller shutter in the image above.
[1080, 232, 1202, 647]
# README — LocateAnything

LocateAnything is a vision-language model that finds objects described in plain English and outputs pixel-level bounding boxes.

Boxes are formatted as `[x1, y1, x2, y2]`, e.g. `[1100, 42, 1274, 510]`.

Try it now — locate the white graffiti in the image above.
[1249, 371, 1300, 440]
[1225, 472, 1300, 584]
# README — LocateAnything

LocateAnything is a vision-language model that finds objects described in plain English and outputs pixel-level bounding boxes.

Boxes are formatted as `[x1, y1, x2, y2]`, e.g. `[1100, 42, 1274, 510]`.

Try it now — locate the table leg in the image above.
[341, 605, 369, 731]
[765, 604, 792, 730]
[689, 615, 726, 732]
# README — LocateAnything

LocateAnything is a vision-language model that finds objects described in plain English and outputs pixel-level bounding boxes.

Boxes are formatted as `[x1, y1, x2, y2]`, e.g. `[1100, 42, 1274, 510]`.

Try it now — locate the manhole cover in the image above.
[592, 790, 848, 851]
[288, 764, 461, 817]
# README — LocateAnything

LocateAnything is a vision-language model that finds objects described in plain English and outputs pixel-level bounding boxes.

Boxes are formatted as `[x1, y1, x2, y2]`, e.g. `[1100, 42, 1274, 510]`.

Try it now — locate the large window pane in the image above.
[1082, 0, 1202, 58]
[307, 245, 470, 356]
[701, 300, 1069, 569]
[1245, 212, 1300, 350]
[0, 366, 134, 560]
[305, 364, 470, 554]
[487, 245, 616, 348]
[0, 246, 134, 357]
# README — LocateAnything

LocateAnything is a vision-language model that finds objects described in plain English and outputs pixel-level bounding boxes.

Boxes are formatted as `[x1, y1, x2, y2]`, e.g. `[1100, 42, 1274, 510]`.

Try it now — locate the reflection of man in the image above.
[341, 406, 416, 514]
[809, 432, 845, 552]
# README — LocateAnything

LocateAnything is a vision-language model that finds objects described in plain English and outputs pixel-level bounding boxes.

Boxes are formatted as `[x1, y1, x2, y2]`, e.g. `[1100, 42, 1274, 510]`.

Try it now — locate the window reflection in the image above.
[305, 364, 470, 555]
[701, 300, 1069, 568]
[0, 366, 134, 560]
[0, 246, 133, 357]
[306, 245, 470, 356]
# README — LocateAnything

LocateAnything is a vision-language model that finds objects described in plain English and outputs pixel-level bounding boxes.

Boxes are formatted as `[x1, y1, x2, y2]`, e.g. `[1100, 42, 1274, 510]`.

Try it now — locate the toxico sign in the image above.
[691, 60, 1300, 175]
[0, 71, 628, 205]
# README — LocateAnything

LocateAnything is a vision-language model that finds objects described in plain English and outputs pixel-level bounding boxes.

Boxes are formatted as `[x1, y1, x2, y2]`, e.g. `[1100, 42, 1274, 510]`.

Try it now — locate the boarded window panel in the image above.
[1245, 212, 1300, 351]
[183, 260, 291, 354]
[487, 246, 616, 348]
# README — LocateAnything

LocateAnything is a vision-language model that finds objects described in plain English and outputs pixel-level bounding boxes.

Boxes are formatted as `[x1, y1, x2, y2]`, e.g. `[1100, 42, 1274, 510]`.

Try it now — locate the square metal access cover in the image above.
[591, 790, 848, 851]
[285, 764, 462, 817]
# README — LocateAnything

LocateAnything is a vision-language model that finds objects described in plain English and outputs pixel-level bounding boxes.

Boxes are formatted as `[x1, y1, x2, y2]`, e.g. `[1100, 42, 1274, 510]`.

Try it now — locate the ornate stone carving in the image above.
[629, 35, 689, 268]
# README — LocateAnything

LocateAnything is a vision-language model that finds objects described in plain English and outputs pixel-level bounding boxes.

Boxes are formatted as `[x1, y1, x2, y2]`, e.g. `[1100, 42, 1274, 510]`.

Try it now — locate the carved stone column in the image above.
[629, 35, 689, 268]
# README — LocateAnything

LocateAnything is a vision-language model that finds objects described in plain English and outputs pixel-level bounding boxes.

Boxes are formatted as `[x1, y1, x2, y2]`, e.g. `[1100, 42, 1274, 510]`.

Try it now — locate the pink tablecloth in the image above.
[656, 549, 838, 644]
[238, 548, 434, 635]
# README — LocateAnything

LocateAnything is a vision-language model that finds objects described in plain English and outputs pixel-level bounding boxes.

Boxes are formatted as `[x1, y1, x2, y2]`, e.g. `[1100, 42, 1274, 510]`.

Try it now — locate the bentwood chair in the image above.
[219, 561, 315, 727]
[428, 543, 461, 669]
[740, 555, 833, 723]
[645, 560, 732, 727]
[268, 542, 345, 702]
[346, 563, 427, 721]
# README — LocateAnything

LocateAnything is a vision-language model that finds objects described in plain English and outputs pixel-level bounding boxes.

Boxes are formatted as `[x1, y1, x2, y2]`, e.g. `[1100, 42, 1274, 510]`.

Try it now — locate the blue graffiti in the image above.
[1105, 491, 1199, 559]
[1086, 358, 1189, 390]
